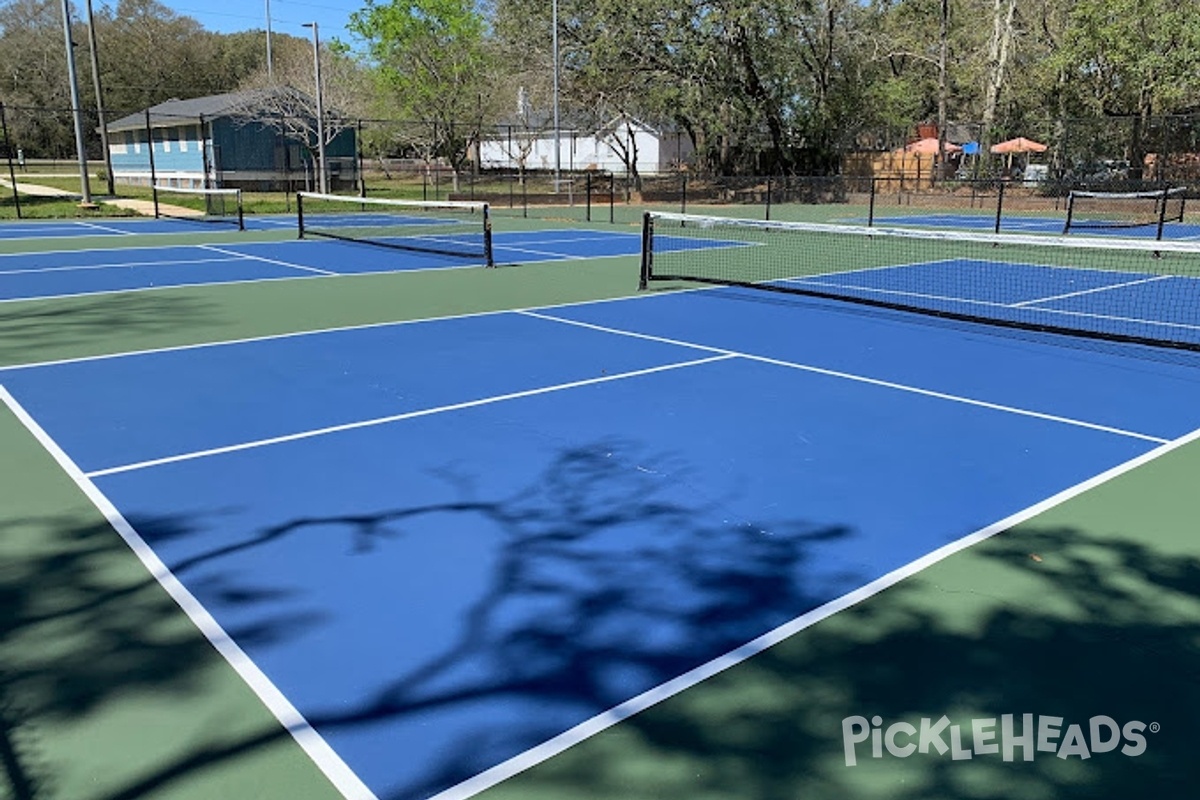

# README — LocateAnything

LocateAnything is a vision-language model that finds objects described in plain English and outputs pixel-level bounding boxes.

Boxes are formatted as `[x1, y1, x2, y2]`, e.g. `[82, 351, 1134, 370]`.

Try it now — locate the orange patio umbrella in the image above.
[904, 137, 962, 155]
[990, 137, 1048, 154]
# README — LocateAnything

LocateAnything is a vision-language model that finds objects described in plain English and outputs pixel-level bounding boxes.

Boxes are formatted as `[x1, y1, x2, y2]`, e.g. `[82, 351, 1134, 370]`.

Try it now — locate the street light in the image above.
[59, 0, 92, 206]
[302, 22, 327, 194]
[552, 0, 560, 193]
[84, 0, 114, 196]
[265, 0, 273, 81]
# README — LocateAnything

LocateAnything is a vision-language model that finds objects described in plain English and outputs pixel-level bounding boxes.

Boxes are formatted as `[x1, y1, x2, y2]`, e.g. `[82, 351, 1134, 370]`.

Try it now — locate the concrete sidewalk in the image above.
[1, 178, 200, 217]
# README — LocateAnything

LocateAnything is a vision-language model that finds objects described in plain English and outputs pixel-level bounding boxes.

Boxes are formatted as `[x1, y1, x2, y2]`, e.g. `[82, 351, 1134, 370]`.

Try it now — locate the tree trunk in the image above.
[981, 0, 1018, 155]
[936, 0, 949, 181]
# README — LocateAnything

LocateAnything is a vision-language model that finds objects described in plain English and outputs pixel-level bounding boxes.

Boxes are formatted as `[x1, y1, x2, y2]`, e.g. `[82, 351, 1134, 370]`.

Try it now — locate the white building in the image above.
[478, 115, 692, 175]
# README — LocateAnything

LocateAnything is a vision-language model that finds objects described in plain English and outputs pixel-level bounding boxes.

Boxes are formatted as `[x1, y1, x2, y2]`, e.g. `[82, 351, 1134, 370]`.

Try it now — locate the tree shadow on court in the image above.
[0, 292, 214, 364]
[3, 440, 1199, 800]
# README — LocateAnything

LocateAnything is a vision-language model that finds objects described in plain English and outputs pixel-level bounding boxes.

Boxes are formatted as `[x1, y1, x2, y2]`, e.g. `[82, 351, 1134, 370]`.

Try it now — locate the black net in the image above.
[640, 211, 1200, 351]
[153, 185, 244, 229]
[1064, 188, 1186, 236]
[297, 192, 493, 266]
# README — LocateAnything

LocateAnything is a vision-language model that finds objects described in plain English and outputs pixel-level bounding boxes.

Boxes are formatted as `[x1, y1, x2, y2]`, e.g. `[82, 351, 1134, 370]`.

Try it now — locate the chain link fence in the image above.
[5, 102, 1200, 228]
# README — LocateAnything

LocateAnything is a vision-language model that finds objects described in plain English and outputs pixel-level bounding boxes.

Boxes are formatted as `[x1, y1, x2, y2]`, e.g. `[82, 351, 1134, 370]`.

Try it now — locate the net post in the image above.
[146, 109, 160, 218]
[638, 212, 653, 290]
[680, 173, 687, 215]
[1063, 191, 1076, 234]
[1156, 187, 1169, 241]
[867, 177, 876, 227]
[296, 191, 305, 239]
[482, 203, 495, 268]
[235, 189, 245, 231]
[585, 171, 592, 222]
[1, 102, 22, 219]
[356, 119, 366, 198]
[765, 175, 772, 221]
[993, 181, 1005, 233]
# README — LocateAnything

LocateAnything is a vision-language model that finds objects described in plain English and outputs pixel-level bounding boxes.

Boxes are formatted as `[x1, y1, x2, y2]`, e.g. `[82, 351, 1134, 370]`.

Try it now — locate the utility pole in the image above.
[552, 0, 560, 193]
[59, 0, 93, 205]
[302, 22, 327, 194]
[265, 0, 274, 81]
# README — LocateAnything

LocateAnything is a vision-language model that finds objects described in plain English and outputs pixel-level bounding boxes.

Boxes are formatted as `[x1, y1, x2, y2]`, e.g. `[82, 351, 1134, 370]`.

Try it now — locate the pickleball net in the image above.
[639, 210, 1200, 351]
[297, 192, 494, 267]
[152, 184, 244, 230]
[1063, 187, 1186, 238]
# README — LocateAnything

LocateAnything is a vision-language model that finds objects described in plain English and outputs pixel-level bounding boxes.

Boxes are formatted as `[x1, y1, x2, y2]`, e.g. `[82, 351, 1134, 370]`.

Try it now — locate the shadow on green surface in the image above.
[482, 526, 1200, 800]
[0, 293, 215, 366]
[2, 440, 1197, 799]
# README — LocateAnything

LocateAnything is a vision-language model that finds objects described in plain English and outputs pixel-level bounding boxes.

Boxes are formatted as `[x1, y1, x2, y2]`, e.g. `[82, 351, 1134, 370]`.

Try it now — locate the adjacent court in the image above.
[0, 213, 293, 240]
[0, 228, 648, 302]
[867, 212, 1200, 239]
[2, 204, 1199, 800]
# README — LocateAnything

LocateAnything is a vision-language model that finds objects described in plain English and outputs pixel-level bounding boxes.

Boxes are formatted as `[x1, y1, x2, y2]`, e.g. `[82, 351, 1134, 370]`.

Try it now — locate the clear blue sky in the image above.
[140, 0, 367, 48]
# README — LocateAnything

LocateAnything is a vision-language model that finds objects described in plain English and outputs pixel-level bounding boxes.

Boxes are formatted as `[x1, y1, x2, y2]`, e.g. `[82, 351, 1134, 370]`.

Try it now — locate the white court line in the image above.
[1011, 274, 1172, 307]
[0, 254, 493, 307]
[429, 421, 1200, 800]
[776, 273, 1200, 334]
[0, 266, 691, 371]
[780, 276, 1016, 309]
[0, 224, 90, 234]
[0, 256, 246, 277]
[496, 244, 594, 261]
[84, 354, 734, 477]
[0, 241, 235, 258]
[517, 310, 1170, 444]
[198, 244, 338, 276]
[73, 220, 137, 235]
[0, 385, 378, 800]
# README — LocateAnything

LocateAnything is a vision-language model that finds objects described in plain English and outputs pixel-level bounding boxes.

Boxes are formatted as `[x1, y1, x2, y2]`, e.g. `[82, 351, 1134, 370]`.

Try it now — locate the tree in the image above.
[227, 37, 373, 191]
[350, 0, 496, 185]
[1050, 0, 1200, 178]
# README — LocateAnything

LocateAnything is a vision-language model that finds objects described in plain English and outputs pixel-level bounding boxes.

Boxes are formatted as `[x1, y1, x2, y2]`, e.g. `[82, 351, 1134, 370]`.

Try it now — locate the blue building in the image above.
[105, 89, 359, 191]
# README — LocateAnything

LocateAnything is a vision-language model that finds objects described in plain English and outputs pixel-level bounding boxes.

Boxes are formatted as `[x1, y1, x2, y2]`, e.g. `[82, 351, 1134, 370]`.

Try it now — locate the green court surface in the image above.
[1, 212, 1197, 800]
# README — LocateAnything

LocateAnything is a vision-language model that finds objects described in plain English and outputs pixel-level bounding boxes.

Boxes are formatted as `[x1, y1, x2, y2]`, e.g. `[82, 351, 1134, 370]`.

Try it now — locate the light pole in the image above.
[302, 22, 327, 194]
[265, 0, 273, 81]
[84, 0, 114, 196]
[59, 0, 92, 205]
[552, 0, 560, 193]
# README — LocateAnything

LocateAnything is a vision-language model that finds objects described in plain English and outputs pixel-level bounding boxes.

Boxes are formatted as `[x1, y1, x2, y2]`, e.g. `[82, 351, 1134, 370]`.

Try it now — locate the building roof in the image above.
[106, 88, 316, 132]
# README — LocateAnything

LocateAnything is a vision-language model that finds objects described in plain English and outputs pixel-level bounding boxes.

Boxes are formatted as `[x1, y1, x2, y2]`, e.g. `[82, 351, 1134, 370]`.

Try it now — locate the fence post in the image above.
[198, 113, 210, 189]
[608, 173, 614, 224]
[994, 181, 1005, 233]
[0, 103, 21, 219]
[357, 119, 366, 197]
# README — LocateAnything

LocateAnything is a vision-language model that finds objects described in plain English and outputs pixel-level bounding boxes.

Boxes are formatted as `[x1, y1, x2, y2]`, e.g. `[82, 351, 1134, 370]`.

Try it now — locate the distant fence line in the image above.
[7, 102, 1200, 187]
